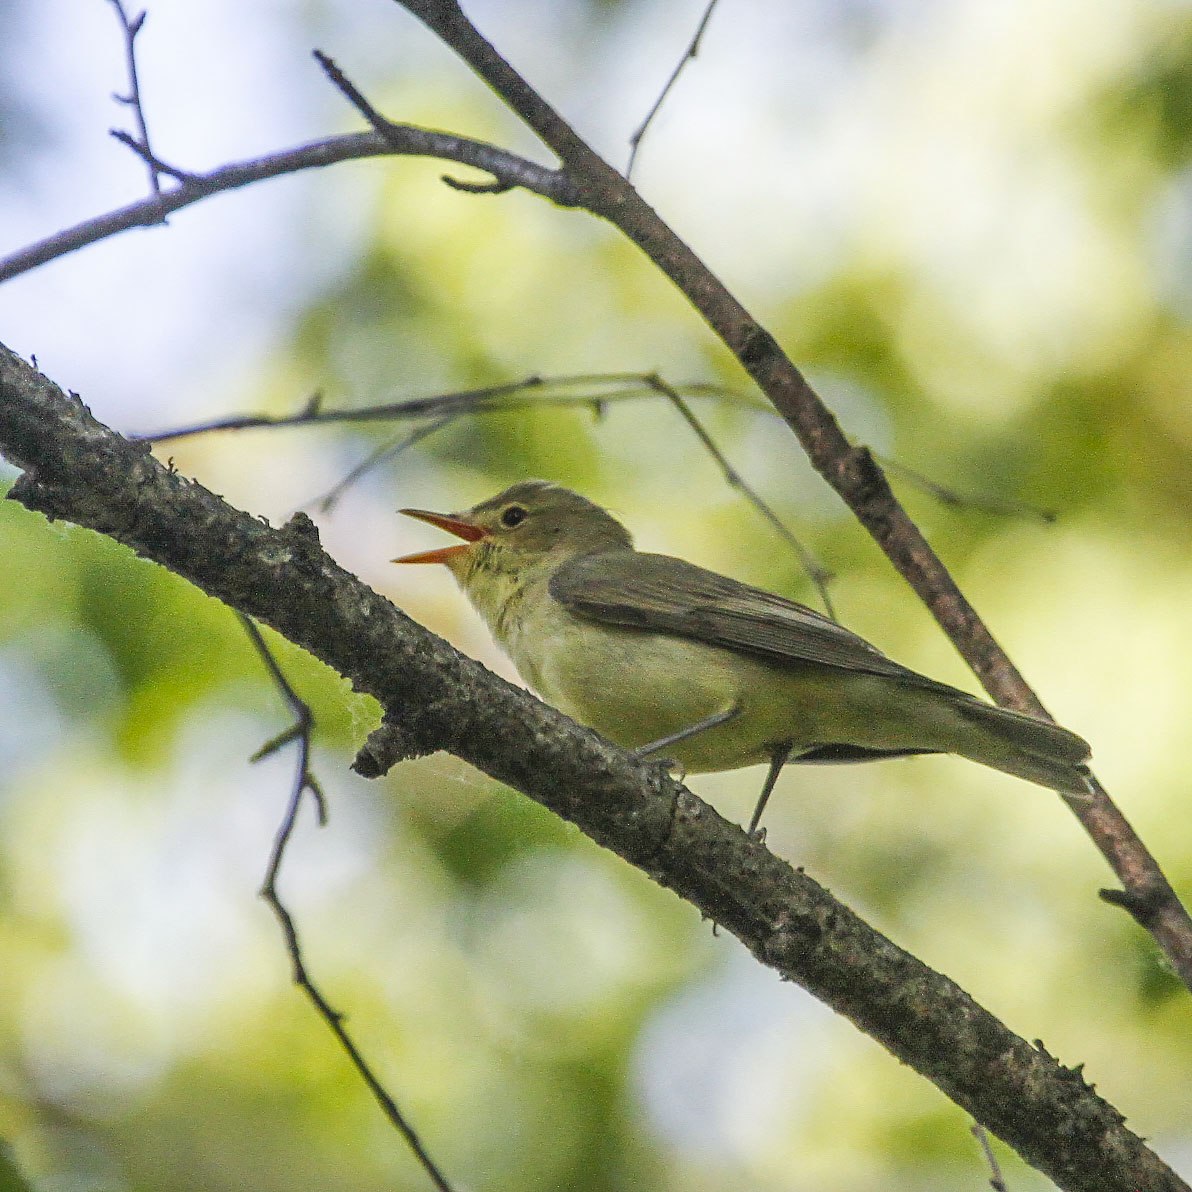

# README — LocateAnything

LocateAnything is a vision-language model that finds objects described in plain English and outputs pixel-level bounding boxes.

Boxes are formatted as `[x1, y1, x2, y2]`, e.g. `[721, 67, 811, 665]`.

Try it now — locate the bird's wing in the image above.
[550, 551, 935, 684]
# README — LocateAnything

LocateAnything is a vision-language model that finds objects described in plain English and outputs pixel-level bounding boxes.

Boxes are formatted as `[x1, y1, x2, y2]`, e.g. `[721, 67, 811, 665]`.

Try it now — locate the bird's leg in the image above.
[747, 743, 793, 838]
[633, 705, 741, 762]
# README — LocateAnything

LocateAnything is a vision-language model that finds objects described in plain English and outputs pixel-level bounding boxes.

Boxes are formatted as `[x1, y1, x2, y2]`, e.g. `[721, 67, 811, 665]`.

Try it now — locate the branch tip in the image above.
[441, 173, 512, 195]
[1099, 884, 1171, 928]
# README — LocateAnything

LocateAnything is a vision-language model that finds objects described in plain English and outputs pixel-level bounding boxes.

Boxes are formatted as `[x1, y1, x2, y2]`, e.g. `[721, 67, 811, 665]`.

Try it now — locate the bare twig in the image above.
[140, 371, 1058, 537]
[139, 372, 835, 606]
[388, 0, 1192, 993]
[106, 0, 162, 197]
[110, 129, 195, 183]
[626, 0, 721, 178]
[241, 615, 455, 1192]
[880, 456, 1056, 525]
[643, 373, 836, 616]
[133, 372, 686, 441]
[313, 49, 577, 201]
[314, 415, 456, 512]
[0, 126, 566, 285]
[972, 1123, 1010, 1192]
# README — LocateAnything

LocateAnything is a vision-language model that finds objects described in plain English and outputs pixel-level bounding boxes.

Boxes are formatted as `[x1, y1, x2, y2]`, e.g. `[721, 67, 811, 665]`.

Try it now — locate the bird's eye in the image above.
[501, 505, 528, 528]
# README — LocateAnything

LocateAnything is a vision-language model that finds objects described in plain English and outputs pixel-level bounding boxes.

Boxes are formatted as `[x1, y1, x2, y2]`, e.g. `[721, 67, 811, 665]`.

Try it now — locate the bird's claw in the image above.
[634, 751, 686, 783]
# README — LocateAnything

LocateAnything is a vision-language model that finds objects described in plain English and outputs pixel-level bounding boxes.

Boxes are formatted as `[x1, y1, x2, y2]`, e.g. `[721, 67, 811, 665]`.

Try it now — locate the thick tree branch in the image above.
[389, 0, 1192, 992]
[0, 346, 1185, 1192]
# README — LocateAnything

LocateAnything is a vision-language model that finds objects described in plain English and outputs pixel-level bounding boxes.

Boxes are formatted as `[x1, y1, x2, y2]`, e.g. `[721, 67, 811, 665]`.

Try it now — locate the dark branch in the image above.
[137, 374, 1052, 598]
[133, 373, 684, 442]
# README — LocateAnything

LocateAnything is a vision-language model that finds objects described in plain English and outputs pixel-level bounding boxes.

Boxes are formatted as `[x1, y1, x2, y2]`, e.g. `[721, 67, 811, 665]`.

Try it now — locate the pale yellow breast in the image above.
[474, 569, 951, 774]
[502, 591, 809, 771]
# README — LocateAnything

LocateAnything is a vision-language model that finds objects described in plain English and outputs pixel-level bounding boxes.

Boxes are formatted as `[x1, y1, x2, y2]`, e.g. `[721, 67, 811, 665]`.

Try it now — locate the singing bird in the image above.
[394, 480, 1091, 830]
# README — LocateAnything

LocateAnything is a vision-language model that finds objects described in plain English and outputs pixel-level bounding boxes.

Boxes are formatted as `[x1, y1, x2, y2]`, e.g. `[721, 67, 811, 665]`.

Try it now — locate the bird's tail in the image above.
[950, 698, 1091, 794]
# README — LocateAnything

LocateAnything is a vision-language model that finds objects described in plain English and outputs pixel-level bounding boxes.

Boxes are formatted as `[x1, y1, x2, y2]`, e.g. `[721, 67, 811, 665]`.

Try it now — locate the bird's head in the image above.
[394, 480, 633, 591]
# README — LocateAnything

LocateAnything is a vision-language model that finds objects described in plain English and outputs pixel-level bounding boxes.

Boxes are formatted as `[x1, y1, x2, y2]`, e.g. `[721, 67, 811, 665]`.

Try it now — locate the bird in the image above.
[393, 480, 1091, 832]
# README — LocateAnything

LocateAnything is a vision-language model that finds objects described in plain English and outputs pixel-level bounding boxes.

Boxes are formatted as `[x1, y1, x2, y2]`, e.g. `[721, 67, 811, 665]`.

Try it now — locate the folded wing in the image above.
[550, 550, 944, 688]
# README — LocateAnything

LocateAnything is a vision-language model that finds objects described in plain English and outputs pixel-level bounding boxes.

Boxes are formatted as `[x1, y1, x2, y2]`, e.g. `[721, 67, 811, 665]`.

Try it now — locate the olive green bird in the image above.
[395, 480, 1091, 831]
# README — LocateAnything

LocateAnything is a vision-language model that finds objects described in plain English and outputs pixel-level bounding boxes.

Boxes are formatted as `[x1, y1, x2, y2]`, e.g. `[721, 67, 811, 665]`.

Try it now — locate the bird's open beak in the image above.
[392, 508, 488, 564]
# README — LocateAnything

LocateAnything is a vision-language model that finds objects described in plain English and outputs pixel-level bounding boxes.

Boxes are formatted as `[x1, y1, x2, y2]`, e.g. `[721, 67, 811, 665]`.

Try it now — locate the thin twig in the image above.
[106, 0, 162, 197]
[240, 615, 455, 1192]
[315, 415, 457, 511]
[110, 129, 195, 183]
[881, 456, 1056, 525]
[627, 0, 721, 178]
[314, 49, 578, 201]
[972, 1123, 1009, 1191]
[644, 373, 835, 616]
[139, 374, 1059, 532]
[133, 372, 688, 441]
[138, 369, 1068, 611]
[140, 371, 835, 607]
[0, 127, 568, 285]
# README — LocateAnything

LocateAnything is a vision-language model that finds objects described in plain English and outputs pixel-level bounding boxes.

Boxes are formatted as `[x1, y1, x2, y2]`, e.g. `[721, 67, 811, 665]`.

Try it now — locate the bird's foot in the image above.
[634, 751, 686, 783]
